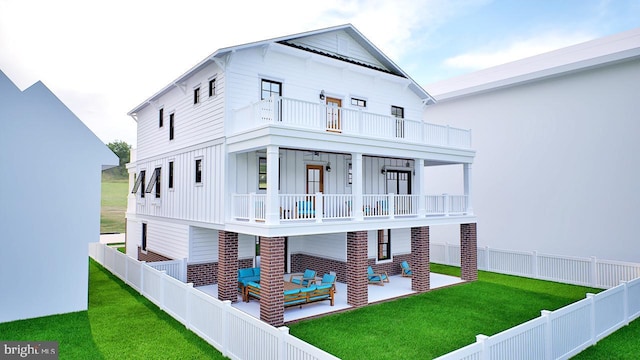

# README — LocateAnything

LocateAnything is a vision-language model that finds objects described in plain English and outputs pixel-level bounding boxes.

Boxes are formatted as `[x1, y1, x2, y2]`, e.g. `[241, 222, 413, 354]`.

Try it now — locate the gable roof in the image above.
[428, 27, 640, 101]
[129, 24, 434, 116]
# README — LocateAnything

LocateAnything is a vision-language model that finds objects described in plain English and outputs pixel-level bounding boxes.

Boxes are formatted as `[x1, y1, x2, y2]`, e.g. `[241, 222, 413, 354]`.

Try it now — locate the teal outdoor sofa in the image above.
[246, 281, 335, 307]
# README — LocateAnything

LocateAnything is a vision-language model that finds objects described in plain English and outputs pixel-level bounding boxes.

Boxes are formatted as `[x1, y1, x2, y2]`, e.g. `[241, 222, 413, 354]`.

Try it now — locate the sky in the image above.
[1, 0, 639, 147]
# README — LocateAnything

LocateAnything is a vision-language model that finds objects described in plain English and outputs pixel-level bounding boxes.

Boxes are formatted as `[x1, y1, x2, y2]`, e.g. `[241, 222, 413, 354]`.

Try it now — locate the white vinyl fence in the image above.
[434, 277, 640, 360]
[431, 242, 640, 289]
[147, 258, 187, 282]
[89, 243, 339, 360]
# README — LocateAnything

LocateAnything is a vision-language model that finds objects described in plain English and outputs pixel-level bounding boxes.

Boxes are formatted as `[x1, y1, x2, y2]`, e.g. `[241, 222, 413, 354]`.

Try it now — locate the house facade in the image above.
[126, 24, 477, 326]
[0, 70, 118, 323]
[424, 27, 640, 263]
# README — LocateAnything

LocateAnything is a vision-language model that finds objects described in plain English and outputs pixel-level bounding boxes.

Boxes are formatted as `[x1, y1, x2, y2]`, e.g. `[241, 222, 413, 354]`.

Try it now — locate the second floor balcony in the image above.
[232, 96, 472, 150]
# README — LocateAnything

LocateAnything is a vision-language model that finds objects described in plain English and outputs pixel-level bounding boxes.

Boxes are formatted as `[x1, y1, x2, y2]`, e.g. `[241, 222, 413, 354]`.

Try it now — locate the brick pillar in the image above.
[347, 231, 368, 307]
[218, 231, 238, 302]
[411, 226, 430, 292]
[460, 223, 478, 281]
[259, 236, 285, 327]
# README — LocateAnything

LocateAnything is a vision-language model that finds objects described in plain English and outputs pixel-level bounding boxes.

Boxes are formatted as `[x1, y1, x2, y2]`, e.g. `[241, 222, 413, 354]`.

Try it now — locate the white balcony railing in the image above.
[232, 96, 472, 149]
[232, 193, 470, 223]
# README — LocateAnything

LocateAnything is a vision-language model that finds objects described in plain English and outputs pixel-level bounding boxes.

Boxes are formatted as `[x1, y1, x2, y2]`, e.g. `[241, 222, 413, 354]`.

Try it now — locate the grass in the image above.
[572, 319, 640, 359]
[0, 259, 225, 360]
[101, 177, 128, 234]
[288, 264, 603, 360]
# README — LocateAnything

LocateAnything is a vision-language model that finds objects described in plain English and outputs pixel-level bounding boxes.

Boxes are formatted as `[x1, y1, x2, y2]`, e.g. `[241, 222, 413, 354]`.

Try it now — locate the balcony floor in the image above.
[196, 273, 464, 324]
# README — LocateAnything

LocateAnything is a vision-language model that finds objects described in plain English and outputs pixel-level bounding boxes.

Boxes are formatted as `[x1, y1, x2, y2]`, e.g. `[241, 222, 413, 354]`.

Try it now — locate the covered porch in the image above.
[197, 272, 464, 323]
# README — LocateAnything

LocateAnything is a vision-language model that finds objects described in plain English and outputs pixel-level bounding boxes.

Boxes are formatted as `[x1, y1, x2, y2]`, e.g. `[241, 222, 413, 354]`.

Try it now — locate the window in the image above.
[168, 161, 174, 189]
[169, 113, 175, 140]
[159, 108, 164, 127]
[261, 79, 282, 100]
[208, 78, 216, 97]
[193, 87, 200, 104]
[195, 159, 202, 184]
[131, 170, 146, 198]
[142, 223, 147, 251]
[391, 105, 404, 138]
[146, 167, 161, 198]
[258, 157, 267, 190]
[351, 98, 366, 107]
[347, 162, 352, 185]
[377, 229, 391, 261]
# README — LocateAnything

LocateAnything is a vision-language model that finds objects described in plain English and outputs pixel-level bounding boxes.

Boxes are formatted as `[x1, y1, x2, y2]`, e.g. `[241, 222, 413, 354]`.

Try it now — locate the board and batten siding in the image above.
[134, 142, 225, 224]
[135, 63, 225, 161]
[226, 45, 424, 124]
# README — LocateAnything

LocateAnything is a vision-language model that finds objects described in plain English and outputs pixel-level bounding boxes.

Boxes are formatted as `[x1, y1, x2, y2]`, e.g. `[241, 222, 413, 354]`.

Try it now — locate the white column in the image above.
[416, 158, 425, 217]
[463, 163, 473, 214]
[265, 145, 280, 224]
[352, 153, 364, 220]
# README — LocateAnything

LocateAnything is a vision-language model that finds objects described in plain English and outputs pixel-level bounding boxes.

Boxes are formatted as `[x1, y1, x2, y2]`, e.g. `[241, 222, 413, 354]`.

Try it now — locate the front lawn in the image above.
[100, 178, 128, 234]
[288, 264, 602, 359]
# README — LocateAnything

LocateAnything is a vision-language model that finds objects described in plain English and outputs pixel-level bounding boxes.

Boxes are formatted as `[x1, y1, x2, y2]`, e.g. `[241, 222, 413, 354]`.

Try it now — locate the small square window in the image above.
[351, 98, 366, 107]
[209, 79, 216, 97]
[194, 87, 200, 104]
[195, 159, 202, 184]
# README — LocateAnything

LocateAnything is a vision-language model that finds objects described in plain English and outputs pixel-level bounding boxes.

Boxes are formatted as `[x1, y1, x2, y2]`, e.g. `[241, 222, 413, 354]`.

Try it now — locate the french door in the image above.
[326, 97, 342, 132]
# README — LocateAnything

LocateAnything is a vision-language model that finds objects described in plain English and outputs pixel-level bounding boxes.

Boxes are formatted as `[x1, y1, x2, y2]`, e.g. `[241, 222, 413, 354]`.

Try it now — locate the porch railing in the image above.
[232, 96, 472, 149]
[232, 193, 469, 223]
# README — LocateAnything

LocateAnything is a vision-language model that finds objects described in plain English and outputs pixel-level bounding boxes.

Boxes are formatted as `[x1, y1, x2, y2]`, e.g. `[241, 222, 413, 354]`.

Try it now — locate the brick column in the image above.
[217, 231, 238, 302]
[411, 226, 430, 292]
[460, 223, 478, 281]
[347, 231, 368, 307]
[259, 236, 285, 327]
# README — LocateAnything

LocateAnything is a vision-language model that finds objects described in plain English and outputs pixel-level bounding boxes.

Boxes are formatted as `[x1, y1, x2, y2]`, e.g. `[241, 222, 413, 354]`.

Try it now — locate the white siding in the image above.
[189, 227, 218, 263]
[287, 29, 386, 69]
[239, 234, 256, 260]
[367, 228, 411, 260]
[136, 63, 225, 160]
[289, 234, 346, 261]
[146, 219, 189, 260]
[133, 142, 225, 224]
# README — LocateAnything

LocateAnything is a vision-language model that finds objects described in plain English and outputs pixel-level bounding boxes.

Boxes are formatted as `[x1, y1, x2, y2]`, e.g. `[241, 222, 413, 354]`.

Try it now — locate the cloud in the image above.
[443, 32, 596, 71]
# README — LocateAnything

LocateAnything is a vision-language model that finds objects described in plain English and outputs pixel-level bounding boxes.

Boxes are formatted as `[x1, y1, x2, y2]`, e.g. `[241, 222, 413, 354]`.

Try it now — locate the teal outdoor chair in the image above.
[296, 201, 316, 218]
[367, 266, 389, 285]
[290, 269, 316, 287]
[320, 273, 337, 292]
[401, 261, 412, 277]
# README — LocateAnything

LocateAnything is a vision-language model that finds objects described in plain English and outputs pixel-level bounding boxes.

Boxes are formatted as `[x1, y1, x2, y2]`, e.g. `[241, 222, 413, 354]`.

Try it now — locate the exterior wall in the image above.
[366, 228, 411, 262]
[425, 58, 640, 263]
[127, 218, 189, 260]
[132, 142, 225, 224]
[138, 247, 172, 262]
[135, 62, 225, 160]
[0, 71, 117, 323]
[189, 227, 218, 263]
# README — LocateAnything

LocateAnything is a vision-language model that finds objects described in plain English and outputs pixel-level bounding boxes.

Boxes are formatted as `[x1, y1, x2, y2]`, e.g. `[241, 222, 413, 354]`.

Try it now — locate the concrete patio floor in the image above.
[197, 273, 464, 323]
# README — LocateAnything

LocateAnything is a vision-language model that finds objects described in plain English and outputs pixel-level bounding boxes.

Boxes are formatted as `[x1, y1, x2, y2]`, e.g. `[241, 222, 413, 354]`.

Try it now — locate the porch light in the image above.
[326, 162, 331, 172]
[319, 90, 325, 100]
[381, 168, 386, 174]
[406, 161, 411, 167]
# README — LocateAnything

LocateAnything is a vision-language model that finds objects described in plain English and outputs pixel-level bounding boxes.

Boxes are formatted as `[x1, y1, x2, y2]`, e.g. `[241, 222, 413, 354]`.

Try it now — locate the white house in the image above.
[424, 27, 640, 263]
[126, 24, 477, 326]
[0, 70, 118, 323]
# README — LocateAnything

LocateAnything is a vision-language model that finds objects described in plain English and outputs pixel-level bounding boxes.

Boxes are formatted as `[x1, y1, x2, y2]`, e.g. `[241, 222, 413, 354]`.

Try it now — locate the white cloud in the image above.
[443, 32, 596, 71]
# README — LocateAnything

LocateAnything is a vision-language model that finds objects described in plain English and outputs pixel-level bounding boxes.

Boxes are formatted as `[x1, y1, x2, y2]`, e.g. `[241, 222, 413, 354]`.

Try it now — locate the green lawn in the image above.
[288, 264, 604, 360]
[101, 177, 128, 234]
[0, 260, 225, 359]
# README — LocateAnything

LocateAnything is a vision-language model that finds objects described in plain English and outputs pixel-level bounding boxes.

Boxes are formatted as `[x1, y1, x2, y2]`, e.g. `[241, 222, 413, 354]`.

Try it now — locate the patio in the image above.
[197, 272, 464, 323]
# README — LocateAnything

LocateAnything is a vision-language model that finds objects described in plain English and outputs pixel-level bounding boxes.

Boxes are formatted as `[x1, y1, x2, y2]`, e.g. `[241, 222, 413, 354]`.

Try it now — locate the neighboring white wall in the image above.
[424, 58, 640, 263]
[0, 71, 117, 323]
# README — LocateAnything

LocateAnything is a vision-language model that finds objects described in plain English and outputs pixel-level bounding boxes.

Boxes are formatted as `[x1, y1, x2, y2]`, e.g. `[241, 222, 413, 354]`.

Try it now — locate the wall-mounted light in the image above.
[319, 90, 325, 100]
[406, 161, 411, 167]
[381, 168, 386, 175]
[326, 162, 331, 172]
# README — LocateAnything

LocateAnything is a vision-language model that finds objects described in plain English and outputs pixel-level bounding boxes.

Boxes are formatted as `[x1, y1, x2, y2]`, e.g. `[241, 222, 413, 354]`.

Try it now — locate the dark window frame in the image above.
[261, 79, 282, 100]
[391, 105, 405, 138]
[258, 157, 267, 190]
[208, 78, 216, 97]
[351, 98, 366, 107]
[195, 159, 202, 184]
[168, 161, 174, 189]
[159, 108, 164, 127]
[377, 229, 391, 261]
[142, 223, 147, 251]
[193, 87, 200, 104]
[169, 113, 175, 140]
[145, 167, 161, 198]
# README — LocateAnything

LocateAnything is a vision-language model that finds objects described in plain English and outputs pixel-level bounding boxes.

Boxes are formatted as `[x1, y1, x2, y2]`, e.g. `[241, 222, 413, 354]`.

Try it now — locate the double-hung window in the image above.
[391, 105, 404, 138]
[169, 113, 175, 140]
[168, 161, 174, 189]
[209, 78, 216, 97]
[377, 229, 391, 261]
[195, 159, 202, 184]
[258, 157, 267, 190]
[159, 108, 164, 127]
[193, 87, 200, 104]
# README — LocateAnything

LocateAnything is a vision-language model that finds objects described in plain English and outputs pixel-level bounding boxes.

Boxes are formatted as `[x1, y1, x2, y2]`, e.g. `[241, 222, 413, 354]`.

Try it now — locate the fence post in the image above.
[444, 242, 451, 266]
[484, 246, 490, 271]
[591, 256, 598, 288]
[160, 270, 167, 311]
[278, 326, 290, 360]
[541, 310, 552, 360]
[182, 258, 188, 282]
[622, 280, 629, 325]
[222, 300, 232, 358]
[587, 293, 596, 345]
[140, 261, 146, 296]
[185, 283, 193, 329]
[532, 251, 539, 279]
[476, 334, 489, 360]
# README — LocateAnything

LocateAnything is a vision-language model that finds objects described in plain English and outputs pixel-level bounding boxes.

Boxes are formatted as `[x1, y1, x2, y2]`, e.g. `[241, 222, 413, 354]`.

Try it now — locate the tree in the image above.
[104, 140, 131, 179]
